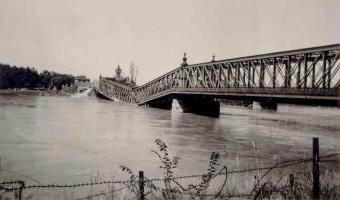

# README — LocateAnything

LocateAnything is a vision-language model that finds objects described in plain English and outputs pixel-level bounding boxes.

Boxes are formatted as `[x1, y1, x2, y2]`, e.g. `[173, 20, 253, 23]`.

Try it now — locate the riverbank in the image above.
[0, 89, 70, 96]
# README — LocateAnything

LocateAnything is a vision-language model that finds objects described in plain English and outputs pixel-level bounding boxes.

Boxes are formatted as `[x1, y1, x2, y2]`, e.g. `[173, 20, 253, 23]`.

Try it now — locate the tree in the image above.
[0, 63, 75, 90]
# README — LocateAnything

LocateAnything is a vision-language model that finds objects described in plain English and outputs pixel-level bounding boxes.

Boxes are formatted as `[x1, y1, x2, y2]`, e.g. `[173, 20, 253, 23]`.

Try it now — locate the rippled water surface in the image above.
[0, 95, 339, 184]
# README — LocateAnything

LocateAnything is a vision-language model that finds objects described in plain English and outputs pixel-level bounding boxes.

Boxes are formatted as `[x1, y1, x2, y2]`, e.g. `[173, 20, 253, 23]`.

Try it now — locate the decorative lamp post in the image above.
[181, 52, 188, 67]
[180, 53, 188, 87]
[212, 54, 216, 62]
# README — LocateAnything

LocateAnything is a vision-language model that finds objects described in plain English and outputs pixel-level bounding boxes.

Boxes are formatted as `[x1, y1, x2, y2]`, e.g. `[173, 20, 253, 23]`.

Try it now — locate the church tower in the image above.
[115, 65, 122, 80]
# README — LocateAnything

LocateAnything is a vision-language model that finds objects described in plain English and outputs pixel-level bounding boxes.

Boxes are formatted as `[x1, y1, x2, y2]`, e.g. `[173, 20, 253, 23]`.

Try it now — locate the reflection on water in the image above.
[0, 95, 339, 184]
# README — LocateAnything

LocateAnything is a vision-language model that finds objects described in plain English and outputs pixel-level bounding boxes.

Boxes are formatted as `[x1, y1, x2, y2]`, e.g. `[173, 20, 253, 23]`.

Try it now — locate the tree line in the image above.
[0, 63, 75, 90]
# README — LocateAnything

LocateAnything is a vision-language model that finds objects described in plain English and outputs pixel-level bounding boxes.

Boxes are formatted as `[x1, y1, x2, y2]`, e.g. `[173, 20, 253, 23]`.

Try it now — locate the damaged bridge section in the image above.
[95, 77, 135, 102]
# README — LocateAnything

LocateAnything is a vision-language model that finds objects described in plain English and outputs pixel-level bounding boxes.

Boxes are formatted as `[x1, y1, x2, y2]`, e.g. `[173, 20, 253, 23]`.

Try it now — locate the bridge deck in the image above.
[138, 87, 339, 105]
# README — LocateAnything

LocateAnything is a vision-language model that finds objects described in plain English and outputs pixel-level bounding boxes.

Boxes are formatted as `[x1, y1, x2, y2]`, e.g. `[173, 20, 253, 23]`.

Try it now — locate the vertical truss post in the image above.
[214, 65, 217, 87]
[273, 58, 277, 88]
[288, 56, 291, 88]
[196, 69, 199, 88]
[227, 64, 231, 87]
[304, 54, 308, 89]
[322, 52, 327, 89]
[181, 67, 184, 88]
[285, 56, 291, 88]
[219, 65, 222, 87]
[192, 69, 195, 88]
[237, 63, 241, 87]
[327, 59, 331, 88]
[312, 58, 316, 88]
[252, 62, 255, 86]
[234, 63, 238, 87]
[203, 66, 206, 87]
[242, 63, 246, 87]
[248, 61, 251, 88]
[210, 65, 214, 87]
[221, 64, 226, 88]
[185, 67, 189, 88]
[297, 57, 301, 88]
[259, 59, 265, 88]
[238, 63, 241, 86]
[284, 57, 288, 88]
[165, 76, 168, 89]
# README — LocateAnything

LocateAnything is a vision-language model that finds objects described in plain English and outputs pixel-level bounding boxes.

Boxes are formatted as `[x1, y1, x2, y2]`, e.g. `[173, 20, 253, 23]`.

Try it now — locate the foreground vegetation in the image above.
[114, 139, 340, 200]
[1, 139, 339, 199]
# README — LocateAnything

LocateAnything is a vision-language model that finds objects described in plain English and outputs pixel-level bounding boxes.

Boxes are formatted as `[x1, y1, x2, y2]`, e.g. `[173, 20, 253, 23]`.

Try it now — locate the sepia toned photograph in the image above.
[0, 0, 339, 199]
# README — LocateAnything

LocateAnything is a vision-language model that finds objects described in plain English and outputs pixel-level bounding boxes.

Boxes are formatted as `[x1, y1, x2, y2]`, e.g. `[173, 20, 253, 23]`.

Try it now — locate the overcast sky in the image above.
[0, 0, 339, 84]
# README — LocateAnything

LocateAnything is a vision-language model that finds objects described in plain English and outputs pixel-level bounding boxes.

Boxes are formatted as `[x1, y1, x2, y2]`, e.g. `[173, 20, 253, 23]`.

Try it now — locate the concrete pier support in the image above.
[175, 98, 220, 117]
[146, 99, 173, 110]
[259, 99, 278, 110]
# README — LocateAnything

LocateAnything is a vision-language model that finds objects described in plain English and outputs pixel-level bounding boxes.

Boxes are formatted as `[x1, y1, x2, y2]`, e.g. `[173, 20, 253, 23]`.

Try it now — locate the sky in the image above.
[0, 0, 339, 85]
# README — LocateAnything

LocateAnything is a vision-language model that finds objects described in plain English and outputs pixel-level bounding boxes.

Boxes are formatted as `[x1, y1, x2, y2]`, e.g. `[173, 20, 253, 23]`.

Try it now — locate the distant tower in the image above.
[181, 53, 188, 67]
[115, 65, 122, 79]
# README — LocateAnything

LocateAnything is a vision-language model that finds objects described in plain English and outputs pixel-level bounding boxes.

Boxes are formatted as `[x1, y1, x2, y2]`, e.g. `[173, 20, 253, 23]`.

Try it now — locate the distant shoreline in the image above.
[0, 89, 70, 96]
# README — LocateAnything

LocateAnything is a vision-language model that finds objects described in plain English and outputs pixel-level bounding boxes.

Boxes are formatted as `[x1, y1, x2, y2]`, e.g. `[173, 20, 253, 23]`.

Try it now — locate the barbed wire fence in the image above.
[1, 138, 340, 200]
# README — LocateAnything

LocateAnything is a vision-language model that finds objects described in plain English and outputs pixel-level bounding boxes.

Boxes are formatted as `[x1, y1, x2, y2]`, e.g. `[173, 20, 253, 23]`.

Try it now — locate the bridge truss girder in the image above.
[99, 44, 340, 108]
[134, 44, 340, 105]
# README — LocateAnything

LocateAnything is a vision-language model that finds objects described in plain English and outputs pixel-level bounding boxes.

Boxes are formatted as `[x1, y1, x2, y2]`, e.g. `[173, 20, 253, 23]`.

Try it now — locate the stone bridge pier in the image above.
[145, 96, 220, 117]
[174, 97, 220, 118]
[145, 98, 173, 110]
[258, 99, 278, 110]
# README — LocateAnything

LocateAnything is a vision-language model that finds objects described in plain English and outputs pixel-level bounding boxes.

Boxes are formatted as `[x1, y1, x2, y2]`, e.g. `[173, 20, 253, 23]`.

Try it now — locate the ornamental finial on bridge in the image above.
[212, 54, 215, 62]
[181, 52, 188, 67]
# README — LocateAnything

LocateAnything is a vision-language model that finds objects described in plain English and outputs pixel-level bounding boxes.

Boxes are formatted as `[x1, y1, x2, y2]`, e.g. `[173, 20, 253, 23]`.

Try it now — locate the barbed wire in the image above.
[0, 180, 24, 192]
[319, 152, 340, 159]
[182, 192, 252, 198]
[1, 160, 308, 191]
[148, 157, 313, 182]
[23, 180, 130, 189]
[76, 186, 128, 200]
[320, 159, 339, 163]
[0, 153, 338, 197]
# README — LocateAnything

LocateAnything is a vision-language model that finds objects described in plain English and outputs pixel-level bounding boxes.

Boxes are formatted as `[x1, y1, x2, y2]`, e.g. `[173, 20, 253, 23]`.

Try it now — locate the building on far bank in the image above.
[75, 76, 91, 93]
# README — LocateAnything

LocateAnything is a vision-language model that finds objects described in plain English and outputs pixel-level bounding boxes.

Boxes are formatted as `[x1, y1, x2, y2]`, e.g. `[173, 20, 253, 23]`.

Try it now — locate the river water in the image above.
[0, 95, 339, 190]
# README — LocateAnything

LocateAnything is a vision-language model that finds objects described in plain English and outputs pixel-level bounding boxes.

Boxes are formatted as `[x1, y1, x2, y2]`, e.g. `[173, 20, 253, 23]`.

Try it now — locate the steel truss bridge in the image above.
[96, 44, 340, 117]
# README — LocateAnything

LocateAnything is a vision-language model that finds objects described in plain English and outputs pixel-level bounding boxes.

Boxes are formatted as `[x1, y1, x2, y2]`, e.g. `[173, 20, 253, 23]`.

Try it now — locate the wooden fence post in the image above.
[139, 171, 145, 200]
[18, 181, 24, 200]
[289, 173, 294, 190]
[312, 137, 320, 200]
